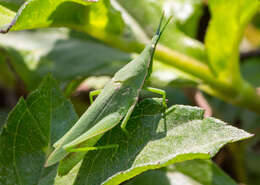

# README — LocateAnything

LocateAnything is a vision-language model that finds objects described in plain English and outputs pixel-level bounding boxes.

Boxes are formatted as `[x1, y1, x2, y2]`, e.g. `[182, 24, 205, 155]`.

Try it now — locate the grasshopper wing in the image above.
[64, 112, 122, 150]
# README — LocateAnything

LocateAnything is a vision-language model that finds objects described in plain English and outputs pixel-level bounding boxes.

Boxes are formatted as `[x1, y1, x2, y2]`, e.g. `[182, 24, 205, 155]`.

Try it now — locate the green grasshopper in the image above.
[45, 16, 171, 176]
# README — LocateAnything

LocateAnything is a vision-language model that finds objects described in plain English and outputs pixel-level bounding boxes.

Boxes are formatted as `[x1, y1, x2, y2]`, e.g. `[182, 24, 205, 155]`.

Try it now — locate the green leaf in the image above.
[0, 29, 132, 90]
[205, 0, 259, 81]
[0, 75, 78, 185]
[171, 0, 204, 38]
[0, 46, 41, 90]
[115, 0, 206, 61]
[0, 0, 24, 8]
[71, 98, 252, 185]
[0, 4, 16, 27]
[0, 53, 16, 89]
[173, 159, 237, 185]
[124, 169, 175, 185]
[37, 39, 130, 81]
[0, 0, 96, 33]
[241, 58, 260, 87]
[0, 109, 8, 128]
[125, 159, 237, 185]
[150, 61, 200, 88]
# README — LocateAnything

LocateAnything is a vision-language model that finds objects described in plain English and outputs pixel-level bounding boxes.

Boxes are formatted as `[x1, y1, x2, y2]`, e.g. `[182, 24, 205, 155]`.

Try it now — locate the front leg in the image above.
[67, 144, 119, 152]
[89, 89, 102, 104]
[120, 103, 136, 137]
[145, 87, 167, 108]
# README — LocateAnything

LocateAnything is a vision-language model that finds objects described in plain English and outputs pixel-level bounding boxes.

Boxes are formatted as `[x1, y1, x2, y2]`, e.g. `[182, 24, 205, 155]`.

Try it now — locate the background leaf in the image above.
[241, 57, 260, 87]
[0, 75, 78, 185]
[205, 0, 259, 82]
[72, 98, 252, 185]
[125, 159, 237, 185]
[0, 0, 96, 33]
[114, 0, 206, 61]
[0, 29, 132, 90]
